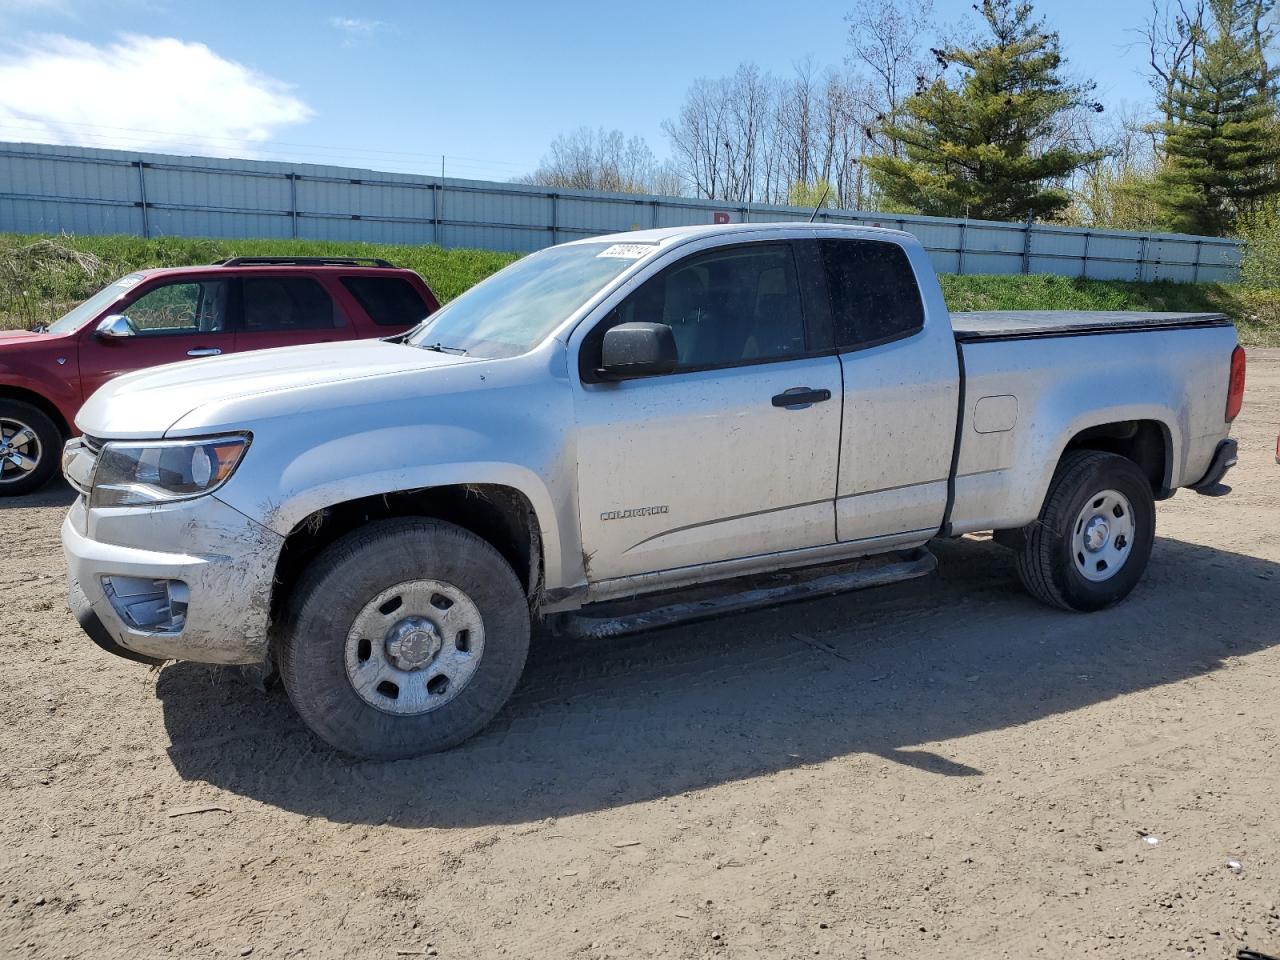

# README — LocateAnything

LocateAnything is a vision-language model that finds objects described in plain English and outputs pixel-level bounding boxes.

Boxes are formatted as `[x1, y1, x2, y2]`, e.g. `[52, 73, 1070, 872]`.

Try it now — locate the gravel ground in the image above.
[1, 353, 1278, 960]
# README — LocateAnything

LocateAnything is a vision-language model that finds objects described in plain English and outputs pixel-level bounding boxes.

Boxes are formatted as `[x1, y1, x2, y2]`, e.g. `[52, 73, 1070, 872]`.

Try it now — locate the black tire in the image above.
[0, 399, 61, 497]
[1014, 450, 1156, 612]
[278, 518, 531, 759]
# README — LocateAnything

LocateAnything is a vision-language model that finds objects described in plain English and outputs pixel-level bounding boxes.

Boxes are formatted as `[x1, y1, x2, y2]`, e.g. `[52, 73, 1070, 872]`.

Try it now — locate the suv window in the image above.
[601, 243, 806, 372]
[124, 280, 229, 336]
[818, 239, 923, 349]
[241, 277, 343, 331]
[341, 276, 430, 327]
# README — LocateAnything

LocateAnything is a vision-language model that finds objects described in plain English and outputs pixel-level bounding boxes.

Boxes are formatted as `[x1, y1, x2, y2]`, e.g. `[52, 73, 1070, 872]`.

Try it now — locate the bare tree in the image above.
[520, 127, 660, 194]
[664, 60, 880, 209]
[650, 162, 688, 198]
[845, 0, 938, 156]
[662, 76, 730, 199]
[663, 64, 778, 202]
[1136, 0, 1208, 110]
[774, 58, 820, 192]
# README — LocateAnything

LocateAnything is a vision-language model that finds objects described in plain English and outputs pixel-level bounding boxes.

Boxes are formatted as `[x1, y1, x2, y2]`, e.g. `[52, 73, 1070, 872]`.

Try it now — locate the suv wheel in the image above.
[279, 518, 531, 759]
[0, 400, 61, 496]
[1014, 451, 1156, 612]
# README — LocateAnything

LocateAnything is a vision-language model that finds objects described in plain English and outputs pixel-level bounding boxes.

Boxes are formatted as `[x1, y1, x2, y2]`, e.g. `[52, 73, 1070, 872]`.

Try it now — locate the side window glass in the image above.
[611, 244, 806, 371]
[242, 277, 344, 332]
[124, 280, 228, 336]
[340, 276, 431, 327]
[819, 239, 924, 349]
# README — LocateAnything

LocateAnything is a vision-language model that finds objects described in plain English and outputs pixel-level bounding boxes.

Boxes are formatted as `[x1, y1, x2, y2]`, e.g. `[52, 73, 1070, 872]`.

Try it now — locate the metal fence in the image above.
[0, 141, 1242, 282]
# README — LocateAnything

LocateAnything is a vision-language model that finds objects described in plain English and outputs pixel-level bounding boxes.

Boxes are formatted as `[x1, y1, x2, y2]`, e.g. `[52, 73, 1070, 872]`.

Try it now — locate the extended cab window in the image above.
[124, 280, 229, 335]
[597, 243, 806, 373]
[819, 239, 923, 349]
[341, 276, 432, 327]
[242, 277, 343, 331]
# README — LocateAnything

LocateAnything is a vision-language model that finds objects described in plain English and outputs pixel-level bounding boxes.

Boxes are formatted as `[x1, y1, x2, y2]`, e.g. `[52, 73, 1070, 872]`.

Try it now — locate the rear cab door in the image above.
[819, 235, 960, 545]
[76, 272, 237, 399]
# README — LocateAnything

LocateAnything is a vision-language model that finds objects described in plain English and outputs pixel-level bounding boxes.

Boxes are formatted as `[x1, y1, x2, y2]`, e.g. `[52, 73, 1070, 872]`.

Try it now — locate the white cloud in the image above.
[0, 34, 312, 155]
[329, 16, 387, 45]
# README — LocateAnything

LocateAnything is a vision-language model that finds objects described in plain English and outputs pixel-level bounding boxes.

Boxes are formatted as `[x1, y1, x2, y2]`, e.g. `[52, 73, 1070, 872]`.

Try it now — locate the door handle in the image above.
[771, 387, 832, 408]
[187, 348, 222, 357]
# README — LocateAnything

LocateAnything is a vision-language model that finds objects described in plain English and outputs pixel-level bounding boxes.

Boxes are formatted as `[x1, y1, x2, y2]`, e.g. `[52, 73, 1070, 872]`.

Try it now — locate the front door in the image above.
[573, 240, 842, 585]
[77, 277, 235, 399]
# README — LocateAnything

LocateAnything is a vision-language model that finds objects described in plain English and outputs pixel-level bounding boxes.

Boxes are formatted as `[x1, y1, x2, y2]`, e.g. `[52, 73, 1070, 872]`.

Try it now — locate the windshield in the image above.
[46, 274, 145, 334]
[406, 242, 653, 358]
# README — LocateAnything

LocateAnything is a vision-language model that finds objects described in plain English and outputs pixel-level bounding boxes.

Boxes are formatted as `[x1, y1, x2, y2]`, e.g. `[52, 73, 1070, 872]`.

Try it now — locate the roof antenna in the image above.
[807, 183, 831, 223]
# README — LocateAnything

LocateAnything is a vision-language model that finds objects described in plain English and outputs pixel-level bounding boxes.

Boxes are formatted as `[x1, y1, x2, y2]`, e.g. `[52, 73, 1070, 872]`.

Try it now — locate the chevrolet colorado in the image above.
[60, 224, 1245, 758]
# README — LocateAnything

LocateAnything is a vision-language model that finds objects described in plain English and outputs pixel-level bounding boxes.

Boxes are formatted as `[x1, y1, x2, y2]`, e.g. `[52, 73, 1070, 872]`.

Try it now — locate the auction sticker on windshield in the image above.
[596, 243, 656, 259]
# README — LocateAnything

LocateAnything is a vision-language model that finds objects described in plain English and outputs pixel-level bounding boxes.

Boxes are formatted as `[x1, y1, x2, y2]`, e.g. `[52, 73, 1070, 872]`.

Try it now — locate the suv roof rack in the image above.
[217, 256, 396, 268]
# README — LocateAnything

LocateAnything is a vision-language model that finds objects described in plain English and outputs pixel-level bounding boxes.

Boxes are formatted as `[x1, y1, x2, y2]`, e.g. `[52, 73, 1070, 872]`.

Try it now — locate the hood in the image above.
[76, 338, 475, 438]
[0, 329, 58, 347]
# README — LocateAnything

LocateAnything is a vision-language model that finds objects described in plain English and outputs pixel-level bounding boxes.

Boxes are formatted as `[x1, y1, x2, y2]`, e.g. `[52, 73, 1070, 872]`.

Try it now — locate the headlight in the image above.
[89, 435, 250, 508]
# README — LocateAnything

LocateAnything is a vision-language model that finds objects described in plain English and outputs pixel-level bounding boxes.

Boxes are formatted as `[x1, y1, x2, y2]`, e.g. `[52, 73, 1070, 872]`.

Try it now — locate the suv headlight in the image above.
[89, 435, 250, 508]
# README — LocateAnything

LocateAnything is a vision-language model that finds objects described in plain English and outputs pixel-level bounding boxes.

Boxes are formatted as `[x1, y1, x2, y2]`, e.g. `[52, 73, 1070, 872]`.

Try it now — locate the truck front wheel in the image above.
[1014, 451, 1156, 612]
[278, 518, 531, 759]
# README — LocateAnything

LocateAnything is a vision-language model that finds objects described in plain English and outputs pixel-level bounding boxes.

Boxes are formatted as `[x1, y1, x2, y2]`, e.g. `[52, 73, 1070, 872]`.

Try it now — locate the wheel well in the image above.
[269, 484, 544, 624]
[1062, 419, 1171, 498]
[0, 386, 71, 438]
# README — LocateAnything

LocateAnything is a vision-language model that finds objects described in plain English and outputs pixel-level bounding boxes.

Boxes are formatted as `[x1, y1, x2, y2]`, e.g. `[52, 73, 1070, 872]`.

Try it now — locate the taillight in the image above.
[1226, 345, 1246, 422]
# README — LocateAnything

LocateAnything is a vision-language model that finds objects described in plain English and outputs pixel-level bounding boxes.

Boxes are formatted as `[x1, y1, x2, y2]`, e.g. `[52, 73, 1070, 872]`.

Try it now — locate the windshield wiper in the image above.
[420, 342, 468, 355]
[31, 322, 49, 333]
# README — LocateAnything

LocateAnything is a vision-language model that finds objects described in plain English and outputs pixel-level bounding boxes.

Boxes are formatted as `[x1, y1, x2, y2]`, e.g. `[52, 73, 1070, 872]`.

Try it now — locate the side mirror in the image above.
[95, 315, 133, 339]
[600, 322, 678, 379]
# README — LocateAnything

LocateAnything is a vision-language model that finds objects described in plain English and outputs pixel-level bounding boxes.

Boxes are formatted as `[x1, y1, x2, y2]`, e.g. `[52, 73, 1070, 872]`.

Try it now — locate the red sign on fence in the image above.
[712, 211, 731, 224]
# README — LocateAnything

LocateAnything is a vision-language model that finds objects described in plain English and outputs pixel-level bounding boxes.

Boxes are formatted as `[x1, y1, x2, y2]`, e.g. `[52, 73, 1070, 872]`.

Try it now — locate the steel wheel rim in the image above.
[344, 578, 485, 716]
[1071, 488, 1135, 583]
[0, 417, 42, 485]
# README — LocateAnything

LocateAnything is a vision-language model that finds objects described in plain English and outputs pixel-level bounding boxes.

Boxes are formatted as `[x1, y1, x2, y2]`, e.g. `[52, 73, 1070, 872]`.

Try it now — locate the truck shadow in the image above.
[158, 534, 1280, 827]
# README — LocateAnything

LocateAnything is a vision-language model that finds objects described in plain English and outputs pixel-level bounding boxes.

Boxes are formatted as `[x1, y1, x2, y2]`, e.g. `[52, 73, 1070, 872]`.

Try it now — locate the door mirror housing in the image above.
[599, 322, 678, 379]
[95, 315, 134, 339]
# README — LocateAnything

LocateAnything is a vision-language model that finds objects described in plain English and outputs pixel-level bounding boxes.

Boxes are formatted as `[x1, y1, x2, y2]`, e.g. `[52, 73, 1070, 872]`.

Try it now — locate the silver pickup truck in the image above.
[60, 223, 1245, 758]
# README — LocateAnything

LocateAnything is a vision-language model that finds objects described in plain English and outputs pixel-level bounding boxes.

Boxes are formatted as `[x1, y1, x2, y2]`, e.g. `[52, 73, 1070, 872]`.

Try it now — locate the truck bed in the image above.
[951, 310, 1231, 343]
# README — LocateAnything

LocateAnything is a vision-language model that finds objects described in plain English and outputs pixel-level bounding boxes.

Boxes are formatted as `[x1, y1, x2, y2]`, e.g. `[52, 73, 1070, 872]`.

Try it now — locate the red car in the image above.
[0, 256, 439, 496]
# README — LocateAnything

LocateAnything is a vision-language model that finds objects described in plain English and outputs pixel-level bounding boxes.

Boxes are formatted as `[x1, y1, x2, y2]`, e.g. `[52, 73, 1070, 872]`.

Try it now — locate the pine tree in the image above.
[1154, 0, 1280, 236]
[866, 0, 1102, 221]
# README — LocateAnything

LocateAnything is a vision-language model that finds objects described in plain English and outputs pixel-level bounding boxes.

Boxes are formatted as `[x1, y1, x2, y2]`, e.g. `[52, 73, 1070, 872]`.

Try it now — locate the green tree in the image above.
[866, 0, 1103, 221]
[1062, 160, 1166, 231]
[1154, 0, 1280, 236]
[787, 179, 834, 209]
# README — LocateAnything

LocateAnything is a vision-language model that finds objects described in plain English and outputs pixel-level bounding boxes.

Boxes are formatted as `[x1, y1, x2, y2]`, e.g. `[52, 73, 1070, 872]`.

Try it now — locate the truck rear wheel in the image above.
[1014, 451, 1155, 612]
[278, 518, 530, 759]
[0, 399, 61, 496]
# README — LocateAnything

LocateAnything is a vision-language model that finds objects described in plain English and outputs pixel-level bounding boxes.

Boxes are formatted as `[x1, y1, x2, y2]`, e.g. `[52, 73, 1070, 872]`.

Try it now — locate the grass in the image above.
[2, 233, 1277, 345]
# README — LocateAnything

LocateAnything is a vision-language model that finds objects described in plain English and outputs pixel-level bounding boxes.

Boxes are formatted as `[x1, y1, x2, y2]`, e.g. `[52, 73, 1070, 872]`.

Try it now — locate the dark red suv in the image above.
[0, 256, 439, 496]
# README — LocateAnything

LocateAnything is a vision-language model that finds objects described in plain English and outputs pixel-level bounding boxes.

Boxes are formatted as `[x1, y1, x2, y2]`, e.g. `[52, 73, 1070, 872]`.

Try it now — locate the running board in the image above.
[553, 548, 937, 641]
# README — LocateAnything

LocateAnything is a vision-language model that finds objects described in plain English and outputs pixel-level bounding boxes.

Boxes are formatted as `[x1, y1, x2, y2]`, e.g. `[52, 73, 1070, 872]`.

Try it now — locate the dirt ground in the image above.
[2, 355, 1279, 960]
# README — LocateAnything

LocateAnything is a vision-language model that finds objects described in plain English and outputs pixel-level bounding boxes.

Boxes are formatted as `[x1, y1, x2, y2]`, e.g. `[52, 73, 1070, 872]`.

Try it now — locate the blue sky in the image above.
[0, 0, 1159, 181]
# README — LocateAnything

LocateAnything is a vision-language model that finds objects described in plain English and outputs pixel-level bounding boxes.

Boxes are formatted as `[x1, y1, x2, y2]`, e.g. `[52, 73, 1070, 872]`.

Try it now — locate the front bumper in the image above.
[62, 495, 284, 665]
